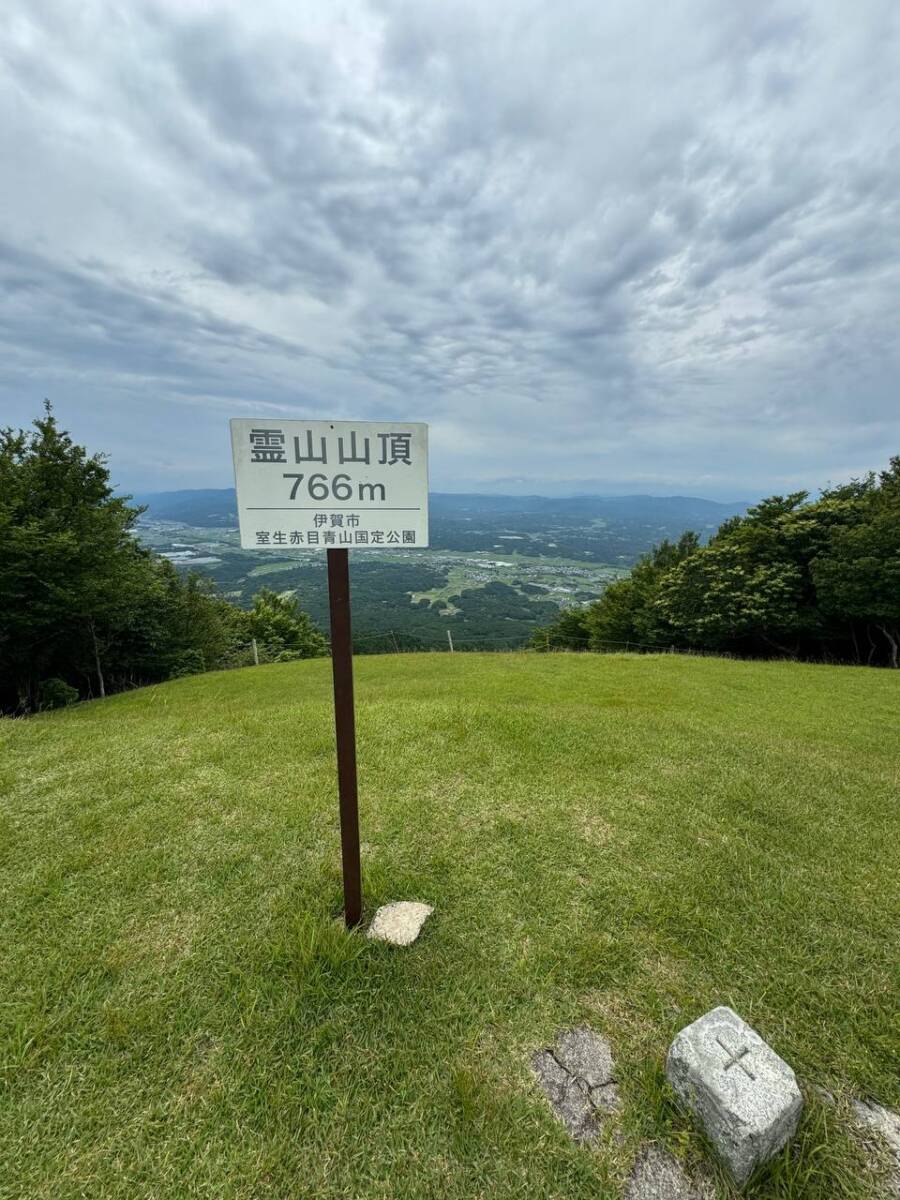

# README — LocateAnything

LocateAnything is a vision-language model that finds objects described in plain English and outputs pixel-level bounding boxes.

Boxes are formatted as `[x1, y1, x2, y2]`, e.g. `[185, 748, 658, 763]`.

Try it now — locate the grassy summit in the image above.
[2, 653, 897, 1199]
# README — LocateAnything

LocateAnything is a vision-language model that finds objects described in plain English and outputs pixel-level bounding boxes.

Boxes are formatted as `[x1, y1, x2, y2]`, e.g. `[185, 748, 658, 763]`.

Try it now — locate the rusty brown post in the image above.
[326, 547, 362, 927]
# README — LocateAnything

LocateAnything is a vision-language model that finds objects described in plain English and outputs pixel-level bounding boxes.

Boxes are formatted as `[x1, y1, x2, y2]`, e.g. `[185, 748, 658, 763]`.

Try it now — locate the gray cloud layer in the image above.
[1, 0, 898, 495]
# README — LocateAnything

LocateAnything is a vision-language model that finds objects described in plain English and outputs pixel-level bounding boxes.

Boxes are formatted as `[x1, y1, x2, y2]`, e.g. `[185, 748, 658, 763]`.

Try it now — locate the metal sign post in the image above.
[230, 419, 429, 929]
[326, 547, 362, 926]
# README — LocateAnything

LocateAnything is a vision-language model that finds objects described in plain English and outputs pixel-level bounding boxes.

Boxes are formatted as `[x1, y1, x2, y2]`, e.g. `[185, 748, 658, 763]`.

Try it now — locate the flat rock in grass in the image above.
[531, 1049, 599, 1143]
[367, 901, 433, 946]
[852, 1099, 900, 1197]
[666, 1006, 802, 1187]
[531, 1026, 619, 1143]
[555, 1026, 617, 1095]
[625, 1145, 715, 1200]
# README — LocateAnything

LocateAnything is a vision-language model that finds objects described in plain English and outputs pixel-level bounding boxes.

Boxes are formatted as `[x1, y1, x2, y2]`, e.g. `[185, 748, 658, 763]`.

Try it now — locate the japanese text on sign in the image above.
[230, 419, 429, 550]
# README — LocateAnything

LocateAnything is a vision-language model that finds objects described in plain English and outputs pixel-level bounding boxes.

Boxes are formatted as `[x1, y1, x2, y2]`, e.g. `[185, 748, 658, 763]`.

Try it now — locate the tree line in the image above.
[1, 407, 326, 713]
[533, 461, 900, 667]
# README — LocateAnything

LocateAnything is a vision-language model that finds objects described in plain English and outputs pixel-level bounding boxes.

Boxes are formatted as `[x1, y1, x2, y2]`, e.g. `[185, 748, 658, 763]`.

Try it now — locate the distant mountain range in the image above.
[133, 488, 750, 529]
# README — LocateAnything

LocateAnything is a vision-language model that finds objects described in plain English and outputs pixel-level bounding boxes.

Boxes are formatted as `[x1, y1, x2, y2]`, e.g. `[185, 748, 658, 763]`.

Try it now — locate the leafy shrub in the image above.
[236, 588, 328, 659]
[168, 649, 205, 678]
[39, 678, 79, 709]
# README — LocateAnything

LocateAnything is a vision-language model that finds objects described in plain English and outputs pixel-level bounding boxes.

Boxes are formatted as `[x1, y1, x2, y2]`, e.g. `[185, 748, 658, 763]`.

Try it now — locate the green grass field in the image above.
[2, 654, 897, 1199]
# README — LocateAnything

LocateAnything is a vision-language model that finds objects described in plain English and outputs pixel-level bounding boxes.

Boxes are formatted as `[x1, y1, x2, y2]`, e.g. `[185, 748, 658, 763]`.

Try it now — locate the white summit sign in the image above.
[230, 419, 429, 551]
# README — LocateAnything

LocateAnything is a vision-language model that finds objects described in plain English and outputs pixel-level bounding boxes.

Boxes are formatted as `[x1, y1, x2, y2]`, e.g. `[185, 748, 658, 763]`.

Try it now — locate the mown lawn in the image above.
[1, 653, 897, 1199]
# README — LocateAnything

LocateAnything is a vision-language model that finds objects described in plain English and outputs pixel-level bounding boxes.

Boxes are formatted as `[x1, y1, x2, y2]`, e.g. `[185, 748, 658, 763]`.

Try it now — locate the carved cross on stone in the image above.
[666, 1006, 803, 1186]
[716, 1034, 756, 1080]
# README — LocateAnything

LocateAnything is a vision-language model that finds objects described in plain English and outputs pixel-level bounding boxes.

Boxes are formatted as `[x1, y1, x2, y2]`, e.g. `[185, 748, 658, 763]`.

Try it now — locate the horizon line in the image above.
[127, 485, 755, 505]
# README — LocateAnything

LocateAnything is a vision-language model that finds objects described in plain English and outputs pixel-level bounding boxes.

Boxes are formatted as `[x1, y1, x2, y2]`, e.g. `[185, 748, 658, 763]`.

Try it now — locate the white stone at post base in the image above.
[367, 901, 433, 946]
[666, 1006, 803, 1187]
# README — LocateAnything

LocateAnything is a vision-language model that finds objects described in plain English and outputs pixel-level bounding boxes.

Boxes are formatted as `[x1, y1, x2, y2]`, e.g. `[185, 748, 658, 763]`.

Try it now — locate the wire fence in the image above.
[346, 629, 736, 657]
[222, 630, 739, 667]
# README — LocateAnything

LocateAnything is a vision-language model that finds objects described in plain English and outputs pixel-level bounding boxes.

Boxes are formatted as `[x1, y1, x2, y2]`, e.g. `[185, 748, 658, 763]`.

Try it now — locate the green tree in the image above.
[811, 458, 900, 666]
[0, 404, 151, 709]
[583, 532, 699, 649]
[655, 544, 805, 652]
[528, 605, 590, 651]
[121, 561, 235, 680]
[238, 588, 327, 660]
[0, 406, 255, 712]
[160, 564, 234, 671]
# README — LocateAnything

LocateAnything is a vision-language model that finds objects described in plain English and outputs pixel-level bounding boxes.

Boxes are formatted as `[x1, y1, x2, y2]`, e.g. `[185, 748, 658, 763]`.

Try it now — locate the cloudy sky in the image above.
[2, 0, 898, 498]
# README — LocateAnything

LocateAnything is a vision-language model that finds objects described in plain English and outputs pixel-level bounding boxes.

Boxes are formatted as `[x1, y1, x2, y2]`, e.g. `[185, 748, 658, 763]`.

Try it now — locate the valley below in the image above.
[136, 490, 748, 649]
